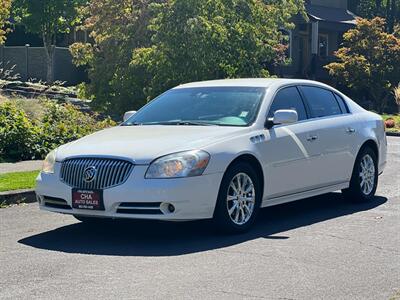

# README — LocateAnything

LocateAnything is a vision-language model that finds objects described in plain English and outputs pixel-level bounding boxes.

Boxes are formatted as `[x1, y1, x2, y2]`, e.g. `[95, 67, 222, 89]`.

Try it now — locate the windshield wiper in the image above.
[140, 120, 217, 126]
[175, 120, 216, 126]
[120, 122, 141, 126]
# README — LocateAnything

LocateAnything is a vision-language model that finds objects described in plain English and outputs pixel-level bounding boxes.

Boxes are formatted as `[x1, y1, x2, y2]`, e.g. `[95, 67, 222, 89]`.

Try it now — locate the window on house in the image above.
[318, 34, 328, 57]
[74, 29, 88, 43]
[279, 29, 292, 60]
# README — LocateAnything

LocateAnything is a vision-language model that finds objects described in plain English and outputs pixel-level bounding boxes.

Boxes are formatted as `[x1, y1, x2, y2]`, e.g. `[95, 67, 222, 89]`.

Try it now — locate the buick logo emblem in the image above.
[83, 166, 97, 183]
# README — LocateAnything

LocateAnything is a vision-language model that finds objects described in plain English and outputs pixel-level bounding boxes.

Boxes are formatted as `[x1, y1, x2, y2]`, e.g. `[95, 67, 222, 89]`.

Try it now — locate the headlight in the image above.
[42, 149, 57, 174]
[145, 150, 210, 179]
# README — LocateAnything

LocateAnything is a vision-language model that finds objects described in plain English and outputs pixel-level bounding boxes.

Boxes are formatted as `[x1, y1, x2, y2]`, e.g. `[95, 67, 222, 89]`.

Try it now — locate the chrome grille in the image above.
[60, 158, 134, 189]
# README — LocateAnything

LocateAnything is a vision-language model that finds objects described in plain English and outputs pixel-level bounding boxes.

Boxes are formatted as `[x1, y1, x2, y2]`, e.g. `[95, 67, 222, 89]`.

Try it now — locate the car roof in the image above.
[174, 78, 328, 89]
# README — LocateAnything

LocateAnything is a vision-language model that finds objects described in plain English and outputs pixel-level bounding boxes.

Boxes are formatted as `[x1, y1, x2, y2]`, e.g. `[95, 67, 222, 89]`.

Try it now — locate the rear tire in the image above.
[213, 162, 262, 233]
[342, 147, 378, 202]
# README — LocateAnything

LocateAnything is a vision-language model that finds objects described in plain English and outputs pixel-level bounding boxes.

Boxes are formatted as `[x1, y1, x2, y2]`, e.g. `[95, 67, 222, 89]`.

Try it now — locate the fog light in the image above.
[168, 204, 175, 213]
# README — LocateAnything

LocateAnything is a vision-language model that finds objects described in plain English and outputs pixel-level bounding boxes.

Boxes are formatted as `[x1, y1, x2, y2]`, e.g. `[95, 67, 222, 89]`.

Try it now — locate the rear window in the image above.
[299, 86, 342, 118]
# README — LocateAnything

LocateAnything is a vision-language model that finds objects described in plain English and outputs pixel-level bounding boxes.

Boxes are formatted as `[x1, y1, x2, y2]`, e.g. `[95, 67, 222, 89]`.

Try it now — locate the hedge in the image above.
[0, 99, 116, 162]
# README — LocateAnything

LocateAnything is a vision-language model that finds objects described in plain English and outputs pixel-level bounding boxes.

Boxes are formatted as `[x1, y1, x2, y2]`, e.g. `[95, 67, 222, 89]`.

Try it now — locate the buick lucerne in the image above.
[36, 79, 387, 232]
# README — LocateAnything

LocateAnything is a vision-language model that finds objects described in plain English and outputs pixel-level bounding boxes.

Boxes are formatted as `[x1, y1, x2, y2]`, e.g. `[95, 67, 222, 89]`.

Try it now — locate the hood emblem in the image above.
[83, 166, 97, 183]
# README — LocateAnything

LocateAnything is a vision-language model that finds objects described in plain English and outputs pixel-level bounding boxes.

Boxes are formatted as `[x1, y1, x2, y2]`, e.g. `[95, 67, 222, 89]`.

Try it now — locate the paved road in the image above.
[0, 160, 42, 174]
[1, 137, 399, 300]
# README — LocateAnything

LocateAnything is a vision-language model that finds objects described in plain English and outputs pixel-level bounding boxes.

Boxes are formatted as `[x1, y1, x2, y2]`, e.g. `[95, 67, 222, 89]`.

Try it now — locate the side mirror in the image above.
[265, 109, 298, 129]
[123, 111, 137, 122]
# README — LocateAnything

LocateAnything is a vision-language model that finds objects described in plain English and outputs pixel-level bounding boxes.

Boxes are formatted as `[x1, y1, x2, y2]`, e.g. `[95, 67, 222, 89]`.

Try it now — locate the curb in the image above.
[0, 189, 36, 206]
[386, 132, 400, 137]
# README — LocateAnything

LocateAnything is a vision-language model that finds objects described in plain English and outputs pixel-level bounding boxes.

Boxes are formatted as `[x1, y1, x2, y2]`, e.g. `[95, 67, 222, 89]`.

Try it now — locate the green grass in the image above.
[0, 170, 40, 192]
[382, 114, 400, 133]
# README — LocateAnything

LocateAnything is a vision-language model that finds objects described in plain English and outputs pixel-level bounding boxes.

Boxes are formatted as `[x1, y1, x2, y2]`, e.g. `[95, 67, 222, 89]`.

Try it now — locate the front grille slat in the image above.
[71, 160, 79, 188]
[113, 161, 123, 186]
[104, 161, 114, 188]
[100, 160, 111, 188]
[60, 158, 133, 189]
[116, 163, 126, 184]
[96, 160, 106, 190]
[77, 159, 86, 188]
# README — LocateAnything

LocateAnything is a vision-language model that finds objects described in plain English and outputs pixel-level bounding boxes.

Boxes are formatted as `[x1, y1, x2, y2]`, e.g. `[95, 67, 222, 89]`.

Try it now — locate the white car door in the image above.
[259, 86, 324, 200]
[298, 86, 356, 186]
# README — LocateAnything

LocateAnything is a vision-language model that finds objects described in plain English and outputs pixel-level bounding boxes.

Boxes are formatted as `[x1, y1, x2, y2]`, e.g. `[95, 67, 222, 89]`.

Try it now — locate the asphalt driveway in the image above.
[0, 137, 399, 299]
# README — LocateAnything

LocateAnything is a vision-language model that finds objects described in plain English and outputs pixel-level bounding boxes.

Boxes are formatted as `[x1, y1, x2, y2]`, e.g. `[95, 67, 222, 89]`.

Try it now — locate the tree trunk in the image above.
[376, 0, 382, 12]
[46, 49, 54, 83]
[42, 33, 54, 83]
[386, 0, 393, 32]
[388, 0, 396, 33]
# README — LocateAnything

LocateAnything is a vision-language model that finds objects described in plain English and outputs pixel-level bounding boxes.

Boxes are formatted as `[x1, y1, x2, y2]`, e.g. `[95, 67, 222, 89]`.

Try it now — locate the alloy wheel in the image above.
[359, 154, 375, 195]
[226, 173, 256, 226]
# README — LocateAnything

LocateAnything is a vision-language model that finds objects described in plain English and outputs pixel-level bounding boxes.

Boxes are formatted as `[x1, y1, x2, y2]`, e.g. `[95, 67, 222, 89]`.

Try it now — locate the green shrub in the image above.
[38, 100, 116, 157]
[0, 99, 116, 161]
[0, 101, 40, 160]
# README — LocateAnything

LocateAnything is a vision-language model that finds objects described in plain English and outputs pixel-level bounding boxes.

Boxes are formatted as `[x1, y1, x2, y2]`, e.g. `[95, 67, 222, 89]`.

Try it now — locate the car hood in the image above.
[56, 125, 249, 164]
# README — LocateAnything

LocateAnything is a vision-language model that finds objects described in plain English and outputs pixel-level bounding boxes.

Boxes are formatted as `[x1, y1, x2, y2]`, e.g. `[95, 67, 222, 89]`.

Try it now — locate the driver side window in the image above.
[268, 87, 307, 121]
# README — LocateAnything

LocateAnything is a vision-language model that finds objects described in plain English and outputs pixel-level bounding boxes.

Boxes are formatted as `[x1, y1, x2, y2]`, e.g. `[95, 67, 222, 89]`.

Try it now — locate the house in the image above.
[277, 0, 357, 81]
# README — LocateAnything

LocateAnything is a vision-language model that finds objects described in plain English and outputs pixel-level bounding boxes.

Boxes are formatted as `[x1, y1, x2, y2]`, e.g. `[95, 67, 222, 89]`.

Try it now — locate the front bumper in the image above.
[36, 163, 224, 221]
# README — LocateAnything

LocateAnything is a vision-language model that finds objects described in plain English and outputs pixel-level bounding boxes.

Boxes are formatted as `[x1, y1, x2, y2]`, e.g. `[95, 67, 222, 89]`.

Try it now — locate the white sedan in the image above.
[36, 79, 387, 232]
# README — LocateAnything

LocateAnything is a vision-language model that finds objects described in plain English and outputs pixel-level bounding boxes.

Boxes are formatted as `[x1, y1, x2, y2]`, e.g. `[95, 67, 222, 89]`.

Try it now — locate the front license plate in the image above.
[72, 189, 104, 210]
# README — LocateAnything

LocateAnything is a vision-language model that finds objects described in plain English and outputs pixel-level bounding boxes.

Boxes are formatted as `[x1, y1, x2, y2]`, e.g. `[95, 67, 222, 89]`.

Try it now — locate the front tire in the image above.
[213, 162, 262, 233]
[342, 147, 378, 202]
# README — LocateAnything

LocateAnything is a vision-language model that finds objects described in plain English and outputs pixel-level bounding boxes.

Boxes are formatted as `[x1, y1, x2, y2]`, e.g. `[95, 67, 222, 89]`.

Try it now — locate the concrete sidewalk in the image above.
[0, 160, 42, 174]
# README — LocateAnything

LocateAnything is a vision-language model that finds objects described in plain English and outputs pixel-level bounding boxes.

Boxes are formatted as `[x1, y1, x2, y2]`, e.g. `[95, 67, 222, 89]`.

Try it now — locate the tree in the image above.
[70, 0, 165, 113]
[0, 0, 12, 44]
[13, 0, 86, 82]
[72, 0, 305, 114]
[325, 18, 400, 113]
[348, 0, 400, 32]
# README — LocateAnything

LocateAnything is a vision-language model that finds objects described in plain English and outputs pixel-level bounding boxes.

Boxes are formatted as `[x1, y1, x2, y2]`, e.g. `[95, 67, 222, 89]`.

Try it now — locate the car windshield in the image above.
[123, 87, 265, 127]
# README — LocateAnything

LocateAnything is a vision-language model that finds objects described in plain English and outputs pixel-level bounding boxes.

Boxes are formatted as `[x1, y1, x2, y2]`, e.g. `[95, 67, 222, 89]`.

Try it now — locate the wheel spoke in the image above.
[243, 203, 251, 215]
[234, 206, 240, 222]
[228, 202, 238, 215]
[229, 182, 238, 195]
[244, 196, 255, 203]
[227, 195, 237, 202]
[236, 175, 242, 193]
[242, 176, 249, 191]
[244, 184, 254, 194]
[240, 207, 245, 222]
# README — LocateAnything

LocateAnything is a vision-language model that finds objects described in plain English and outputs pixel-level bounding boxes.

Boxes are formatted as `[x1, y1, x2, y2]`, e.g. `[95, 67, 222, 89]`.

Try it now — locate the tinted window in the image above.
[334, 93, 349, 113]
[300, 86, 342, 118]
[268, 87, 307, 121]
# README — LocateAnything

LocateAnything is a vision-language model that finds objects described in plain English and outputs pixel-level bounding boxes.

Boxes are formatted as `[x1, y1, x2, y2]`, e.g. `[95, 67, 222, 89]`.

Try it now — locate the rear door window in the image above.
[299, 86, 342, 118]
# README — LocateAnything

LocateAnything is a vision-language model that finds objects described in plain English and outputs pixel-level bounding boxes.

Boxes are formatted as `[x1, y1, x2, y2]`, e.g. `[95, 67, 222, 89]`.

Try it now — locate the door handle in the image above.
[346, 127, 356, 134]
[306, 135, 318, 141]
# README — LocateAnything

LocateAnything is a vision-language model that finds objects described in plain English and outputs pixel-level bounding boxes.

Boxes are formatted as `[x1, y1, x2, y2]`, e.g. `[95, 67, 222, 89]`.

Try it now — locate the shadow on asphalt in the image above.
[18, 193, 387, 256]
